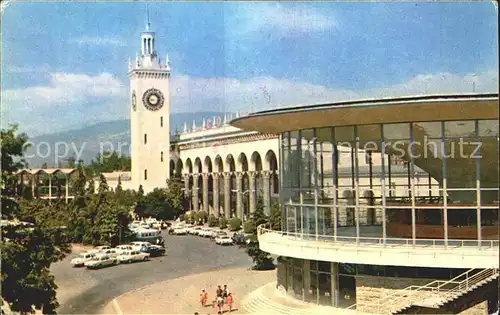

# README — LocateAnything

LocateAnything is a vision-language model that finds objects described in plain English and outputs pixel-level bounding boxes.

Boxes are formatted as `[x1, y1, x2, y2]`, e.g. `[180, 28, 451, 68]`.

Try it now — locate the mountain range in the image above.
[24, 111, 228, 167]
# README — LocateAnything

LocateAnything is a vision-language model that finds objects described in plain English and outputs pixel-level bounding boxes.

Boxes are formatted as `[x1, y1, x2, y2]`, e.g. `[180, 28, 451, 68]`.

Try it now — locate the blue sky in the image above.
[1, 1, 498, 136]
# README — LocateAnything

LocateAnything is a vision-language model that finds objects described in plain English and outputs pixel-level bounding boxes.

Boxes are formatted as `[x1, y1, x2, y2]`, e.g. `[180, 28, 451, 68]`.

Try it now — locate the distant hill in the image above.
[25, 111, 228, 167]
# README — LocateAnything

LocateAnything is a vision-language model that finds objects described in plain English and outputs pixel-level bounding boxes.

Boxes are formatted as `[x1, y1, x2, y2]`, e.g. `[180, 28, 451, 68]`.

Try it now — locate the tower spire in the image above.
[146, 4, 151, 31]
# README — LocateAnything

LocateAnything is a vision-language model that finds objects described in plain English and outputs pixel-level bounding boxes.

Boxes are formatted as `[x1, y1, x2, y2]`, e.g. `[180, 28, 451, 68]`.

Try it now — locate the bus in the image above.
[134, 228, 161, 243]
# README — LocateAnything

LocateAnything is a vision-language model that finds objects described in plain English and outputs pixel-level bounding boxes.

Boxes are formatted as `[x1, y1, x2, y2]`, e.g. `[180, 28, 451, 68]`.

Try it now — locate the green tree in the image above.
[244, 197, 275, 270]
[86, 179, 95, 195]
[219, 217, 228, 229]
[269, 200, 282, 230]
[1, 224, 70, 314]
[229, 217, 242, 231]
[1, 125, 29, 218]
[98, 174, 109, 195]
[116, 176, 123, 193]
[196, 210, 208, 225]
[207, 214, 218, 227]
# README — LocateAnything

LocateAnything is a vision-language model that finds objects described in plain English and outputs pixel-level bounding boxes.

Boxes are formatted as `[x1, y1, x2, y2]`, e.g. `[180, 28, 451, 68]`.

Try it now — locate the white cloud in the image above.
[1, 72, 127, 136]
[4, 64, 51, 74]
[70, 36, 127, 47]
[170, 69, 499, 114]
[233, 3, 336, 35]
[1, 69, 498, 136]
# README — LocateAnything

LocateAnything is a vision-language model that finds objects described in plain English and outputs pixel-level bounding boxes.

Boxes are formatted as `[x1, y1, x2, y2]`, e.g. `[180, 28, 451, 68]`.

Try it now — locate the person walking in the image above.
[216, 295, 224, 314]
[225, 293, 233, 313]
[200, 289, 208, 307]
[216, 285, 223, 298]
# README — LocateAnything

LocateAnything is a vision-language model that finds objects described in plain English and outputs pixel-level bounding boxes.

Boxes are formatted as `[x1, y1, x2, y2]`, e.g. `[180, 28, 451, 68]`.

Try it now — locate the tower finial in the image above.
[146, 4, 151, 31]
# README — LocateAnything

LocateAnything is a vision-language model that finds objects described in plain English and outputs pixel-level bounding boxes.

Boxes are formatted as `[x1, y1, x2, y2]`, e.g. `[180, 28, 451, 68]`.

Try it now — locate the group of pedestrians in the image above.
[199, 284, 234, 314]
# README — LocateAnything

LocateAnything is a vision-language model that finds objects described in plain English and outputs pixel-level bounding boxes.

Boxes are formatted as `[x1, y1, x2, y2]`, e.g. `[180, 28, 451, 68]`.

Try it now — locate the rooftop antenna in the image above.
[146, 4, 151, 31]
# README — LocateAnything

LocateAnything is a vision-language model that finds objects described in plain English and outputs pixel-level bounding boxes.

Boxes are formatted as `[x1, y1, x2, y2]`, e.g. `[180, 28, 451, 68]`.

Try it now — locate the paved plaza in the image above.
[111, 267, 275, 314]
[51, 232, 253, 314]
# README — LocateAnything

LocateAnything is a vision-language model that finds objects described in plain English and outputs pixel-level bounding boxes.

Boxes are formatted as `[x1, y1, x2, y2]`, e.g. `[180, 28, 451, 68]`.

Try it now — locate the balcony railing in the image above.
[257, 225, 499, 250]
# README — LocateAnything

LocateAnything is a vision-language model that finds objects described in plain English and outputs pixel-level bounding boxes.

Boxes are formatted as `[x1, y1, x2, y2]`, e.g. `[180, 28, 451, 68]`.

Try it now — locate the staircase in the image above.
[354, 268, 499, 314]
[241, 282, 359, 315]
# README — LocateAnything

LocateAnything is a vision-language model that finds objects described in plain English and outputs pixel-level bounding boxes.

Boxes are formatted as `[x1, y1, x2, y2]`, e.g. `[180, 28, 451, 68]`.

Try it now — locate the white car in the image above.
[212, 231, 228, 240]
[70, 252, 96, 267]
[84, 254, 117, 269]
[190, 226, 203, 235]
[100, 249, 119, 258]
[199, 228, 213, 238]
[115, 245, 134, 254]
[117, 250, 150, 263]
[89, 245, 111, 254]
[215, 235, 234, 245]
[173, 227, 187, 235]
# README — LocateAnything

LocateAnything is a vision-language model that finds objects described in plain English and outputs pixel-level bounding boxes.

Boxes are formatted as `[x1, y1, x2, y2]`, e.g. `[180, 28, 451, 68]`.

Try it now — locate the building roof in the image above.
[230, 94, 499, 134]
[15, 168, 78, 175]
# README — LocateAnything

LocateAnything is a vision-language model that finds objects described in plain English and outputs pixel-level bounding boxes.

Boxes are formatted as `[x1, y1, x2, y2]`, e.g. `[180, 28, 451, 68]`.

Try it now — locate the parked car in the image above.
[173, 227, 188, 235]
[231, 233, 246, 245]
[84, 254, 117, 269]
[190, 226, 203, 235]
[70, 252, 96, 267]
[199, 228, 213, 238]
[211, 231, 228, 240]
[215, 235, 234, 245]
[115, 245, 134, 254]
[144, 246, 166, 257]
[89, 245, 111, 254]
[117, 250, 150, 263]
[100, 249, 119, 258]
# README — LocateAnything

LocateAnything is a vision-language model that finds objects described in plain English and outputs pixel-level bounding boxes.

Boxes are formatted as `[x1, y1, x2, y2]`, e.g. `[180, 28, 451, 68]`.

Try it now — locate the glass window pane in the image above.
[318, 261, 331, 273]
[316, 127, 332, 143]
[301, 129, 315, 142]
[357, 124, 382, 141]
[383, 123, 410, 140]
[306, 271, 318, 303]
[318, 273, 332, 306]
[335, 126, 355, 142]
[445, 121, 476, 137]
[413, 121, 442, 138]
[293, 267, 303, 299]
[479, 119, 499, 136]
[339, 263, 356, 275]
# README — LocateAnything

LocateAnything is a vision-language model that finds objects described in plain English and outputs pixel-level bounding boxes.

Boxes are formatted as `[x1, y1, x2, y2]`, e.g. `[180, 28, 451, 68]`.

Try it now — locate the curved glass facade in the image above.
[276, 257, 469, 309]
[279, 120, 499, 242]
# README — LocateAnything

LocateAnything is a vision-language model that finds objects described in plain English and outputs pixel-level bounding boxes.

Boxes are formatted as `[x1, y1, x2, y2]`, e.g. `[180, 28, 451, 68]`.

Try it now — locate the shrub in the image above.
[196, 210, 208, 225]
[219, 217, 228, 229]
[229, 217, 242, 231]
[243, 220, 256, 234]
[208, 214, 218, 227]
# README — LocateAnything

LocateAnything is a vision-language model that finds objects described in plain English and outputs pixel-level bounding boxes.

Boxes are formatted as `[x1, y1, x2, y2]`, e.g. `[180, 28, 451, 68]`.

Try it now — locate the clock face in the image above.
[142, 88, 165, 111]
[132, 91, 137, 111]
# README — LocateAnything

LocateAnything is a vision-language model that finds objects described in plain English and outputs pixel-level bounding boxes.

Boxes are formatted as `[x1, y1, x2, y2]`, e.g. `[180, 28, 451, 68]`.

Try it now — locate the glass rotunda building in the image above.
[232, 94, 499, 314]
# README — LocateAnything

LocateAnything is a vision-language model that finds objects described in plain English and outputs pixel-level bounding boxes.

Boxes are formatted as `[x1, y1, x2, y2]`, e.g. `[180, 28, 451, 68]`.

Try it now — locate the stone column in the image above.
[224, 172, 231, 219]
[303, 260, 311, 301]
[213, 173, 220, 217]
[31, 174, 35, 198]
[202, 173, 209, 214]
[331, 262, 339, 306]
[65, 174, 69, 204]
[262, 171, 271, 215]
[48, 175, 52, 201]
[236, 172, 243, 220]
[193, 174, 199, 212]
[249, 172, 256, 214]
[183, 174, 190, 198]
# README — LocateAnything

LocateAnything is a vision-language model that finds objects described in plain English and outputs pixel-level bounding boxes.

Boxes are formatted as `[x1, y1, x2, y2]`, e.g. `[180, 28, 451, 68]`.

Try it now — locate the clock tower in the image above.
[128, 17, 171, 193]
